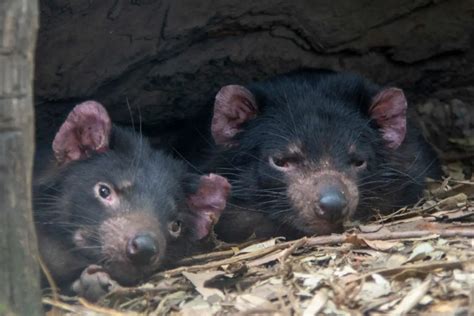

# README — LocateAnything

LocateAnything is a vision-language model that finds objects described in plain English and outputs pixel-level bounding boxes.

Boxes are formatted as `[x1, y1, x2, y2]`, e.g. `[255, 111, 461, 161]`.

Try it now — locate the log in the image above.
[35, 0, 473, 154]
[0, 0, 42, 315]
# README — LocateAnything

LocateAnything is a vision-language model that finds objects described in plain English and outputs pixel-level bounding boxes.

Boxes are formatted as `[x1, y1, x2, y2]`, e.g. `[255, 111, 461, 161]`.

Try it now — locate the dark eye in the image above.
[269, 156, 296, 170]
[98, 184, 111, 199]
[351, 158, 367, 169]
[169, 220, 182, 236]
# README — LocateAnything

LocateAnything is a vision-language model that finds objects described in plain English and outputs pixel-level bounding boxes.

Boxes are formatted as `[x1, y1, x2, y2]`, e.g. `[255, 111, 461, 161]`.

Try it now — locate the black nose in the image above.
[126, 234, 157, 265]
[317, 187, 348, 221]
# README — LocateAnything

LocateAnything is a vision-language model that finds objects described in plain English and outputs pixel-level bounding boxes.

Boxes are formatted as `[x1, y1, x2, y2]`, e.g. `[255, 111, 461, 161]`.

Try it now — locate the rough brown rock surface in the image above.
[35, 0, 473, 154]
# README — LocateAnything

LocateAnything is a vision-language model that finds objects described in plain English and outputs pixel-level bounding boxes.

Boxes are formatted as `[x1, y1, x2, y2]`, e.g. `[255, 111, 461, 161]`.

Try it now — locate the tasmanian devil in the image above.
[205, 69, 441, 242]
[34, 101, 230, 300]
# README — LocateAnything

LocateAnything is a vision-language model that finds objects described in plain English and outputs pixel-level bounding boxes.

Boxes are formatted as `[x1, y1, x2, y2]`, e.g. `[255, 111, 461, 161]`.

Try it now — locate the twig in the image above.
[78, 298, 138, 316]
[179, 238, 277, 265]
[345, 260, 468, 284]
[279, 237, 307, 263]
[38, 253, 59, 302]
[44, 297, 137, 316]
[165, 226, 474, 276]
[177, 248, 237, 265]
[165, 242, 293, 276]
[331, 227, 474, 245]
[392, 276, 431, 315]
[42, 298, 78, 313]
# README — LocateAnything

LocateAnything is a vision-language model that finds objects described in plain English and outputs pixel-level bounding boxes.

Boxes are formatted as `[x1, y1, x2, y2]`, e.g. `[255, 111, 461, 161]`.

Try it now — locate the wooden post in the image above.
[0, 0, 42, 315]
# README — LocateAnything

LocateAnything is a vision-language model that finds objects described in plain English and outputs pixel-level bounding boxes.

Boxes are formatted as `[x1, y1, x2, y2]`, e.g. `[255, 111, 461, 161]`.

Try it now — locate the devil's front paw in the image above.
[72, 265, 118, 302]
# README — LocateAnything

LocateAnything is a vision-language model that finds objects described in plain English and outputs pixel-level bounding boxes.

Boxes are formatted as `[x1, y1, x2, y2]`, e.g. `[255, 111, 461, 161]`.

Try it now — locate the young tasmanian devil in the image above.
[205, 69, 441, 242]
[34, 101, 230, 301]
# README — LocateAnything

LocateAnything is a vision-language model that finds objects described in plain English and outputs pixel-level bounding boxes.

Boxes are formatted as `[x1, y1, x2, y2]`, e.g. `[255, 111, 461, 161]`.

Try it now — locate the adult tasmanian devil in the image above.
[34, 101, 230, 301]
[204, 69, 441, 242]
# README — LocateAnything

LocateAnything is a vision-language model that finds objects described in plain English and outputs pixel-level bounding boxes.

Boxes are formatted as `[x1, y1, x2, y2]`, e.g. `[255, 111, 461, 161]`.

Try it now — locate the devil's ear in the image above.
[52, 101, 112, 165]
[369, 88, 407, 149]
[211, 85, 258, 146]
[186, 174, 231, 240]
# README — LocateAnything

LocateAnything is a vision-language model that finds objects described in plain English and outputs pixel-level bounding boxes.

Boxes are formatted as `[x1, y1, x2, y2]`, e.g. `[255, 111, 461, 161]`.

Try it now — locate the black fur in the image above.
[206, 69, 441, 241]
[34, 126, 203, 289]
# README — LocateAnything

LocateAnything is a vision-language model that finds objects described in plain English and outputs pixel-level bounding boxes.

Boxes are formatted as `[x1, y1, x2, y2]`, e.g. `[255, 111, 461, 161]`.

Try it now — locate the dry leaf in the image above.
[303, 288, 328, 316]
[392, 277, 431, 315]
[251, 282, 287, 301]
[180, 297, 214, 316]
[357, 273, 391, 302]
[438, 193, 468, 208]
[385, 254, 408, 268]
[444, 163, 465, 181]
[334, 265, 357, 277]
[239, 237, 285, 253]
[182, 271, 225, 300]
[247, 250, 282, 267]
[294, 273, 326, 290]
[234, 294, 276, 312]
[363, 238, 401, 251]
[406, 242, 435, 263]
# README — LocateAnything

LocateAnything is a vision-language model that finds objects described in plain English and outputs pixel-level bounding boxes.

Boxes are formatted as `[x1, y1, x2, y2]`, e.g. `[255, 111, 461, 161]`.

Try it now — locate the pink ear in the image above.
[211, 85, 258, 146]
[369, 88, 407, 149]
[52, 101, 112, 165]
[187, 174, 231, 240]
